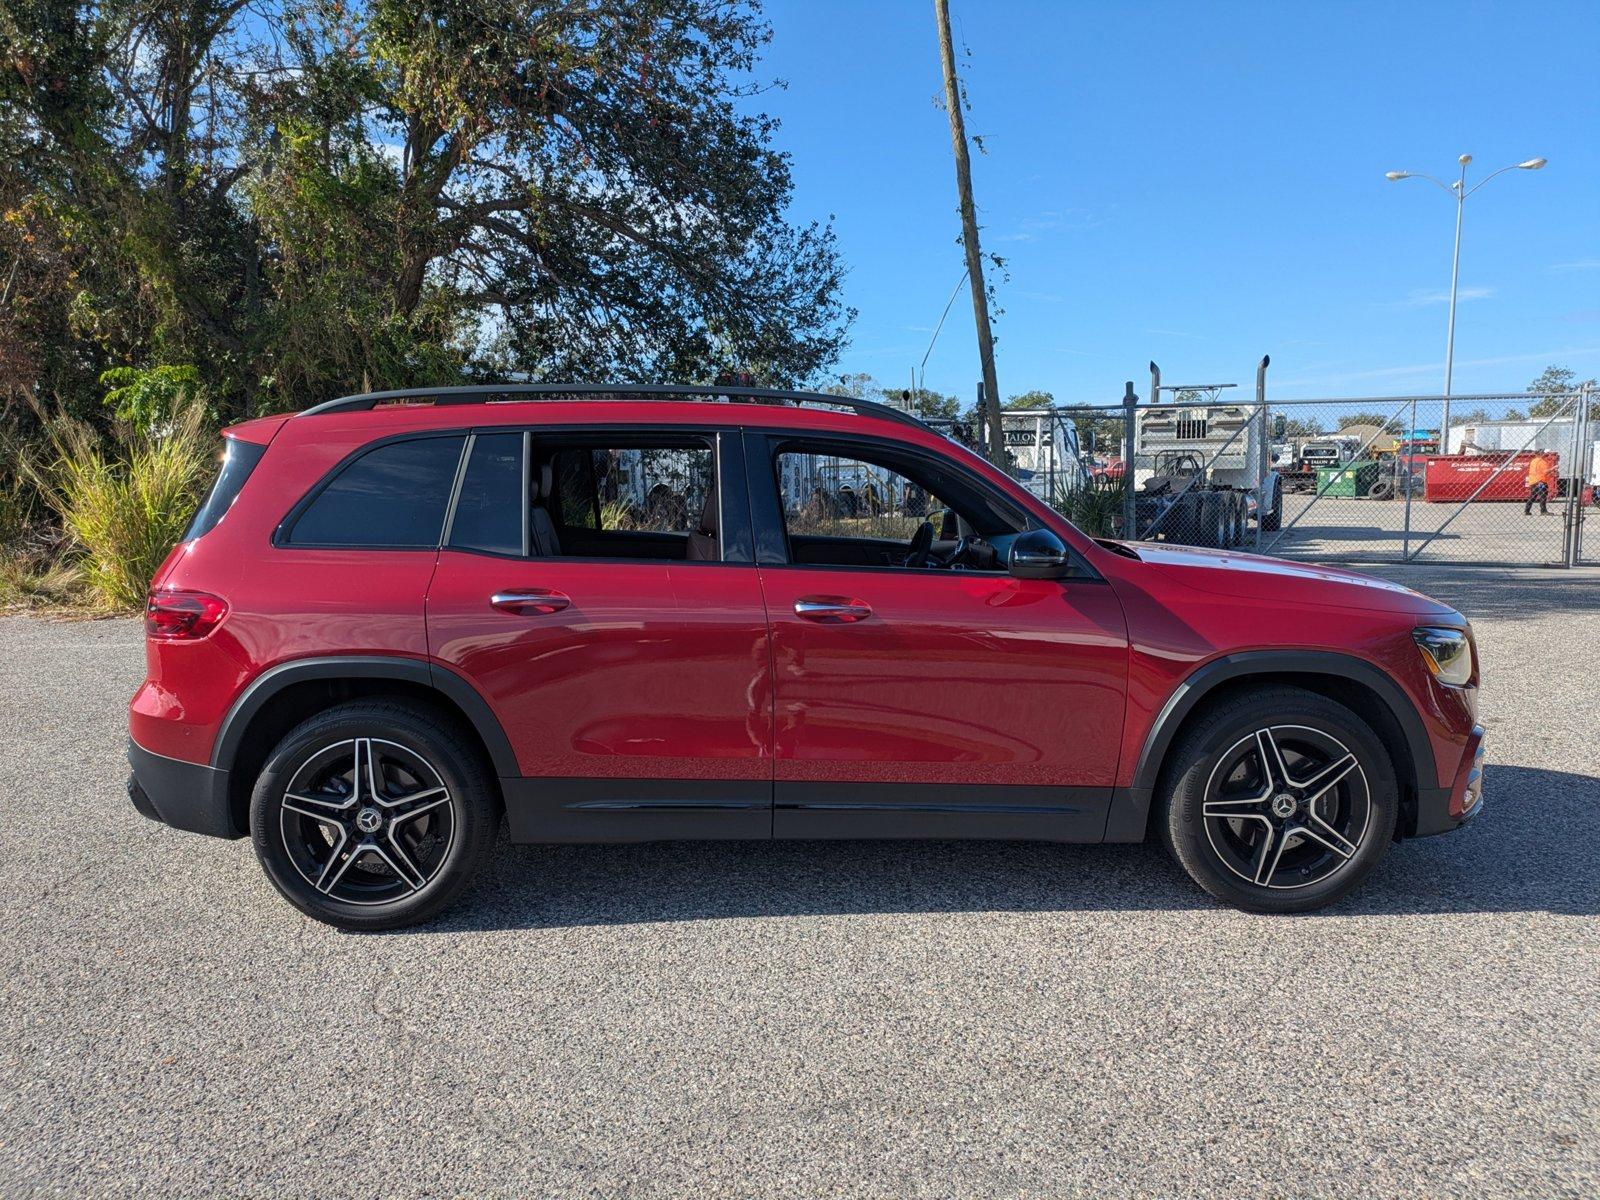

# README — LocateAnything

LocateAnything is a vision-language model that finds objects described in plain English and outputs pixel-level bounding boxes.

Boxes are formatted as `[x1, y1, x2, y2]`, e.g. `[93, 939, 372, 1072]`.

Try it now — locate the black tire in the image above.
[1260, 482, 1283, 532]
[250, 699, 499, 930]
[1368, 480, 1394, 501]
[1157, 686, 1398, 913]
[1228, 493, 1247, 546]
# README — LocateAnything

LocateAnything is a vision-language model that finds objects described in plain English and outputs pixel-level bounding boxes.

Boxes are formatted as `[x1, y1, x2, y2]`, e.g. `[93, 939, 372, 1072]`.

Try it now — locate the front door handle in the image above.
[793, 595, 873, 623]
[491, 589, 570, 615]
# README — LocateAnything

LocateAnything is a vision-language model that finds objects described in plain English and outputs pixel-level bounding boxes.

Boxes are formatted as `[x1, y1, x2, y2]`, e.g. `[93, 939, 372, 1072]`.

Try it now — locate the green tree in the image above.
[1004, 388, 1054, 410]
[1, 0, 853, 420]
[1337, 411, 1404, 433]
[1527, 365, 1596, 418]
[99, 365, 205, 436]
[1281, 417, 1324, 438]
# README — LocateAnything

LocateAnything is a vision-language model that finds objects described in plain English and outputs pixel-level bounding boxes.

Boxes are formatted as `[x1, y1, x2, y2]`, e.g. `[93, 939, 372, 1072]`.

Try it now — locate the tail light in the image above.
[146, 589, 229, 640]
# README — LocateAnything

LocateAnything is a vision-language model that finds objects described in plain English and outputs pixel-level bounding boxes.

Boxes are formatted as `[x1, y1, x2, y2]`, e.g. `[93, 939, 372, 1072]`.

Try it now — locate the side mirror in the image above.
[1009, 528, 1072, 580]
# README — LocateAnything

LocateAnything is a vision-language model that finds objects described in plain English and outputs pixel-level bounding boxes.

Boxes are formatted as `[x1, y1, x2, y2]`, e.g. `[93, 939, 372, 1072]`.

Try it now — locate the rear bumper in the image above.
[1412, 724, 1485, 838]
[126, 739, 240, 839]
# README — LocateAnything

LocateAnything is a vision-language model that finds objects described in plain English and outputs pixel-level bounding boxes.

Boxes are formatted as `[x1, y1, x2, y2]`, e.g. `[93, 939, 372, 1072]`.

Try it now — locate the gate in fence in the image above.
[984, 383, 1595, 568]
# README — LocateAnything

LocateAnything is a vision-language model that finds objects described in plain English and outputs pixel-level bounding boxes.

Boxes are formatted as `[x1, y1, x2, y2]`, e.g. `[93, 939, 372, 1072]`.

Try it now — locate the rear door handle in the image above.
[491, 589, 570, 615]
[793, 595, 872, 623]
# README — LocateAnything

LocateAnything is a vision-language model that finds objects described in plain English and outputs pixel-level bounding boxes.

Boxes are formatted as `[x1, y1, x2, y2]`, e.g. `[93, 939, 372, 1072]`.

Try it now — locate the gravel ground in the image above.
[2, 566, 1597, 1198]
[1274, 491, 1591, 567]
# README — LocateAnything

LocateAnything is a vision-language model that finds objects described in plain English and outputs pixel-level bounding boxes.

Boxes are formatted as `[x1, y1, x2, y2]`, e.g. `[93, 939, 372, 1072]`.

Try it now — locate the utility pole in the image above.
[934, 0, 1005, 469]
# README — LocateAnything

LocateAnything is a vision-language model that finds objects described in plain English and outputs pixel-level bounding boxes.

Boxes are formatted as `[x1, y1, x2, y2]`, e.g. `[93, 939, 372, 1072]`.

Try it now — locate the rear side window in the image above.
[186, 437, 266, 540]
[447, 433, 524, 556]
[286, 435, 465, 548]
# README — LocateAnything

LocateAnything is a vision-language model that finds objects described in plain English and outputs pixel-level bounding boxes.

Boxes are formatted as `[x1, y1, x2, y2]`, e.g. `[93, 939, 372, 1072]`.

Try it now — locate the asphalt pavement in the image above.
[2, 566, 1597, 1198]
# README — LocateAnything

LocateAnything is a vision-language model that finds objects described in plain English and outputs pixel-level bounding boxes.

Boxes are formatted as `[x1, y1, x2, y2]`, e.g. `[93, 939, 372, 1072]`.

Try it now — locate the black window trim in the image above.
[272, 430, 470, 551]
[743, 427, 1102, 582]
[428, 421, 756, 567]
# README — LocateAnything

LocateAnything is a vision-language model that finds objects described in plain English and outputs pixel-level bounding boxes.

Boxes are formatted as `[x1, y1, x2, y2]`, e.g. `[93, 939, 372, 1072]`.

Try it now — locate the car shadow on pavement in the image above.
[415, 765, 1599, 934]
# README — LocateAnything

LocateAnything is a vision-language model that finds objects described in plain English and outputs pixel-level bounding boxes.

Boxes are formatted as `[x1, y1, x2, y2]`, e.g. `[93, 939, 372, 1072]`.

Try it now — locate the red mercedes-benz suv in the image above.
[127, 385, 1484, 929]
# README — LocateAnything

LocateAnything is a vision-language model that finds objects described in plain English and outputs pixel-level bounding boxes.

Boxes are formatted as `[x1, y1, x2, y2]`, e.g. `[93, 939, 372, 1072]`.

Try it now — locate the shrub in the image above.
[0, 554, 82, 610]
[31, 405, 212, 610]
[599, 498, 637, 530]
[1053, 478, 1128, 539]
[99, 365, 206, 437]
[0, 471, 28, 551]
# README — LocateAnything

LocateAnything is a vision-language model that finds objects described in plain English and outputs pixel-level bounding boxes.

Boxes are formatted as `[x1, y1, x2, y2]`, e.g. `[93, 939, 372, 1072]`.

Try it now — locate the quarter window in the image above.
[186, 437, 265, 541]
[286, 435, 465, 548]
[448, 433, 524, 556]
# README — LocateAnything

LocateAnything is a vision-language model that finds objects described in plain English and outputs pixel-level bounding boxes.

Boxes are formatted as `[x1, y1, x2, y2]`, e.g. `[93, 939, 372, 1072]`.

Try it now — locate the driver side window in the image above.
[771, 442, 1016, 572]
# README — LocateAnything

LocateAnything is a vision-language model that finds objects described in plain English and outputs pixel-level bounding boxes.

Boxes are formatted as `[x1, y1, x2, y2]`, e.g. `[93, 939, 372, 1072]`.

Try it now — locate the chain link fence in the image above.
[962, 387, 1596, 568]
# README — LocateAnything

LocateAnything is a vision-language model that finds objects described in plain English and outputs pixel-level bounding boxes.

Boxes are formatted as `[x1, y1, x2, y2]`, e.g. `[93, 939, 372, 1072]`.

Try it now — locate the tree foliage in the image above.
[1527, 365, 1595, 418]
[1, 0, 852, 422]
[826, 371, 959, 421]
[1280, 417, 1324, 438]
[1337, 411, 1404, 433]
[1004, 388, 1052, 409]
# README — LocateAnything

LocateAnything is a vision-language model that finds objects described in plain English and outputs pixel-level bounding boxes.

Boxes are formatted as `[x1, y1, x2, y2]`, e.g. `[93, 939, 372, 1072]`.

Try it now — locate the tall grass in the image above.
[1053, 479, 1129, 539]
[30, 405, 212, 610]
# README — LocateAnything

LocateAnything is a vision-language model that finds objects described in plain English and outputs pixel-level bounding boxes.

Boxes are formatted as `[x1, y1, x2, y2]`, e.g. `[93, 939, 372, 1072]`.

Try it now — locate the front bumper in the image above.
[1412, 724, 1485, 837]
[126, 739, 240, 839]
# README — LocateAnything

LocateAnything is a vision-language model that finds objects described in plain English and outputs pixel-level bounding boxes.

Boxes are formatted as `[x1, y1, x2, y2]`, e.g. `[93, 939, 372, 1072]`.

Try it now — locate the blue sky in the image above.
[757, 0, 1599, 403]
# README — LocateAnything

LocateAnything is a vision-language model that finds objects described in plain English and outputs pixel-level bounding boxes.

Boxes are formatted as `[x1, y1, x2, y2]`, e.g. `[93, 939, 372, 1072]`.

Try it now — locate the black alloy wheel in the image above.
[1159, 686, 1398, 912]
[251, 700, 498, 930]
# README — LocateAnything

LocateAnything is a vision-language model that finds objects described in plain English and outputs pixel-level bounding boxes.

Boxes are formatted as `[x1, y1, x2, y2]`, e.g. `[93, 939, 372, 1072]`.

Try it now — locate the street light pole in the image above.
[1385, 154, 1547, 450]
[1441, 154, 1469, 445]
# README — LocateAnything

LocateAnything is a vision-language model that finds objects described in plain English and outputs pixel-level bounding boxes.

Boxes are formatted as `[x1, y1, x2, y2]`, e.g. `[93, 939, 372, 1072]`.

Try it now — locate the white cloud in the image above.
[1389, 286, 1495, 308]
[1550, 259, 1600, 274]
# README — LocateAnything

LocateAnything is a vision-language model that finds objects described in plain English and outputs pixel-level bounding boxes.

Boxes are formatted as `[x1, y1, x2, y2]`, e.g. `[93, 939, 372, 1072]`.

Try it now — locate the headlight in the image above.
[1413, 626, 1474, 687]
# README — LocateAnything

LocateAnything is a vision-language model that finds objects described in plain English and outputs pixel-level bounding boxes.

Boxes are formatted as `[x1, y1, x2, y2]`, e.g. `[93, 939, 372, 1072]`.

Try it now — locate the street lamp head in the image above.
[1458, 154, 1473, 165]
[1384, 171, 1410, 181]
[1518, 157, 1548, 170]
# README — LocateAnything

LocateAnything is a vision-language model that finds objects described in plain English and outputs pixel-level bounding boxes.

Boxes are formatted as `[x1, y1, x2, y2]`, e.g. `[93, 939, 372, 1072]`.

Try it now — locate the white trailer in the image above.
[1449, 417, 1580, 456]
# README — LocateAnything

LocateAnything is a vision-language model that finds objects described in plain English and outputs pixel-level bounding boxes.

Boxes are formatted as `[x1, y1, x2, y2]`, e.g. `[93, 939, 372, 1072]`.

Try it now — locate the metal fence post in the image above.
[1402, 398, 1416, 561]
[1568, 383, 1592, 566]
[1122, 381, 1137, 539]
[1255, 358, 1268, 553]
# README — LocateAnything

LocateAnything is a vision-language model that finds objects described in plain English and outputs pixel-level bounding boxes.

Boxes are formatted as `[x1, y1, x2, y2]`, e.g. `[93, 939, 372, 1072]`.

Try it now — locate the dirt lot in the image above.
[2, 565, 1597, 1198]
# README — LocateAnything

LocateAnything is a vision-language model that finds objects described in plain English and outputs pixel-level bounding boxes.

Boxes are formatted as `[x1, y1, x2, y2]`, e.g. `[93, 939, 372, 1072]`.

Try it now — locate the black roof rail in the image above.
[298, 383, 932, 432]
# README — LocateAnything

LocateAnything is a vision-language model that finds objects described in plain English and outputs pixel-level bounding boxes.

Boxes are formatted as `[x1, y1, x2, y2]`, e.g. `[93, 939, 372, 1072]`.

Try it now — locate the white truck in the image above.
[993, 408, 1091, 502]
[1131, 400, 1283, 546]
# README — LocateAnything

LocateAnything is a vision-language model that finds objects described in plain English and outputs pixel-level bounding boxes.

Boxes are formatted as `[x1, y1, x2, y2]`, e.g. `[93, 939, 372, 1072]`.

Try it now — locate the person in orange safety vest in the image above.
[1524, 451, 1558, 516]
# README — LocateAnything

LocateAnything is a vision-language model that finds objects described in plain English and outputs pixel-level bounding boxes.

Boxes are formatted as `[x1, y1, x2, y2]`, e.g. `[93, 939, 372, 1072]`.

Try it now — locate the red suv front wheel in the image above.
[1159, 686, 1400, 912]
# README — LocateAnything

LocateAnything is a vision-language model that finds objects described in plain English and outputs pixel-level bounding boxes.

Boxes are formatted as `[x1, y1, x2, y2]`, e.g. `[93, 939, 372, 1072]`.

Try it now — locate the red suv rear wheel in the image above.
[249, 700, 498, 930]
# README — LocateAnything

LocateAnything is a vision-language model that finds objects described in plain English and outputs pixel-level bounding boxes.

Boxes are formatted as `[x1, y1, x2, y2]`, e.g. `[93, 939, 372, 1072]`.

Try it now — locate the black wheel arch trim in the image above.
[1102, 649, 1439, 842]
[210, 655, 520, 778]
